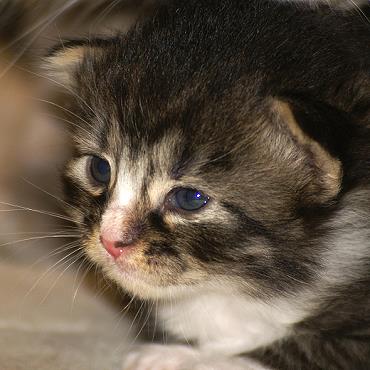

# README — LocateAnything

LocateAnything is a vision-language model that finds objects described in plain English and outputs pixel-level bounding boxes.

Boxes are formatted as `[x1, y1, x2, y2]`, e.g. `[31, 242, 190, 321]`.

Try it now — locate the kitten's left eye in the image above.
[90, 156, 111, 185]
[167, 188, 210, 212]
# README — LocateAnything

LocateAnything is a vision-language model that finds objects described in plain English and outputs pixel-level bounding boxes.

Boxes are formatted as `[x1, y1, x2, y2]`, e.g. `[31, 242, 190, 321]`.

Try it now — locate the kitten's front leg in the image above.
[122, 344, 270, 370]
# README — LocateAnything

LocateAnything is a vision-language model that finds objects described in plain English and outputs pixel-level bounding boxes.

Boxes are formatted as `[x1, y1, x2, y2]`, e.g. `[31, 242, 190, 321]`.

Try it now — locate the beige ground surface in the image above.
[0, 3, 151, 369]
[0, 262, 134, 370]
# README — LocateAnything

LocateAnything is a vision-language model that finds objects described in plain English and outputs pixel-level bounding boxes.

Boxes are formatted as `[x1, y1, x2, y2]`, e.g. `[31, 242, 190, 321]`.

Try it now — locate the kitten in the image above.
[45, 0, 370, 369]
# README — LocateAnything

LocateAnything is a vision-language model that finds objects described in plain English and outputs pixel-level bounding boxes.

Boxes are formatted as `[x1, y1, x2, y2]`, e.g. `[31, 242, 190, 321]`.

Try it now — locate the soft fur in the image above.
[45, 0, 370, 369]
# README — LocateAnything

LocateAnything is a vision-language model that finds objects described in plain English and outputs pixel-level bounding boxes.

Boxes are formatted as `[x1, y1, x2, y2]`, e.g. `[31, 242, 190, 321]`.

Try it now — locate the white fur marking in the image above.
[117, 178, 135, 207]
[159, 289, 306, 356]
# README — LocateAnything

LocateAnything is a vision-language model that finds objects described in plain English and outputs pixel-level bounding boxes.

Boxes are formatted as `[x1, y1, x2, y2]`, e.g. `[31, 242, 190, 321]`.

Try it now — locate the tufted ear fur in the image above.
[273, 98, 345, 205]
[44, 40, 102, 90]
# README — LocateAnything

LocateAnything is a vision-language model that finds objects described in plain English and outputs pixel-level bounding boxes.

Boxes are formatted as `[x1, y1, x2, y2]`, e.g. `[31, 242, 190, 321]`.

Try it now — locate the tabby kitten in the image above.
[45, 0, 370, 369]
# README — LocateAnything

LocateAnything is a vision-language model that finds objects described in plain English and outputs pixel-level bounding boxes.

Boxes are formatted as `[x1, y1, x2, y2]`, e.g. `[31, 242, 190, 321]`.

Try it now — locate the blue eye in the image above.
[171, 188, 210, 211]
[90, 156, 111, 185]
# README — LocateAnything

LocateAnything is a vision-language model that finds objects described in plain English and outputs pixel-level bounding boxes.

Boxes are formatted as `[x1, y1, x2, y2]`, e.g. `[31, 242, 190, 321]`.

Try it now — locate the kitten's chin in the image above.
[103, 263, 195, 300]
[85, 241, 200, 301]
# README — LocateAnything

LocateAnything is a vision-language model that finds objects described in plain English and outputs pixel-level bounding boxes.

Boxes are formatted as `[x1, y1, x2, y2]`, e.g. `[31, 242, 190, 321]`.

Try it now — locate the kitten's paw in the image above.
[122, 344, 200, 370]
[122, 344, 270, 370]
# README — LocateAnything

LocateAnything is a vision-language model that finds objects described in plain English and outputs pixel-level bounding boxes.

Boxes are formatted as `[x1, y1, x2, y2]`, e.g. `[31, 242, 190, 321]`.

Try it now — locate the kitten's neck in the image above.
[158, 290, 306, 355]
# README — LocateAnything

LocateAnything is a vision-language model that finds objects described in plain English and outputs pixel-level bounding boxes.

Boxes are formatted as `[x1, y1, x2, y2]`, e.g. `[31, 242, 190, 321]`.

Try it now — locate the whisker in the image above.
[93, 283, 113, 301]
[34, 98, 95, 130]
[131, 301, 154, 346]
[46, 227, 81, 234]
[0, 200, 85, 225]
[0, 230, 78, 236]
[126, 300, 145, 346]
[0, 234, 80, 249]
[72, 182, 102, 210]
[0, 208, 79, 223]
[24, 246, 84, 299]
[0, 209, 36, 213]
[151, 296, 159, 343]
[71, 257, 93, 309]
[348, 0, 370, 24]
[0, 0, 81, 79]
[53, 22, 66, 53]
[121, 294, 137, 315]
[28, 240, 82, 268]
[20, 176, 85, 219]
[16, 66, 103, 126]
[40, 112, 94, 137]
[89, 0, 122, 35]
[40, 250, 85, 304]
[0, 0, 79, 54]
[112, 293, 137, 334]
[112, 290, 139, 358]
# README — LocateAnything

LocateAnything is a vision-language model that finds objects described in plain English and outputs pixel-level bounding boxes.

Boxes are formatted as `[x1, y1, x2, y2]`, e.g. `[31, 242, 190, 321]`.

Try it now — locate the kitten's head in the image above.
[45, 1, 368, 301]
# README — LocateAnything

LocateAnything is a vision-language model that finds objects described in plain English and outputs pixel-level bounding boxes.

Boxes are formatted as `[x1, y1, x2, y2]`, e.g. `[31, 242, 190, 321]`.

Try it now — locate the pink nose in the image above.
[100, 236, 132, 259]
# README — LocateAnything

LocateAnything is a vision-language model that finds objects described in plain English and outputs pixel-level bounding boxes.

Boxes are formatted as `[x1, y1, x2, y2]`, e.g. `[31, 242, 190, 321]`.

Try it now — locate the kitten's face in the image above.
[50, 2, 350, 301]
[59, 61, 337, 300]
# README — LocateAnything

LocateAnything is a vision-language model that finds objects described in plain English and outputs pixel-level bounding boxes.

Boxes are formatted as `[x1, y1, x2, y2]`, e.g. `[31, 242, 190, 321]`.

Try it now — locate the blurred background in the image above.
[0, 1, 153, 369]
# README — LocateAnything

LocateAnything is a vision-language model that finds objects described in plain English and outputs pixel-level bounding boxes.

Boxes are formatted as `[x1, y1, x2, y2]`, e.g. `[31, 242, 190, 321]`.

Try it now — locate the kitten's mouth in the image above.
[98, 236, 159, 274]
[92, 235, 205, 300]
[99, 238, 151, 281]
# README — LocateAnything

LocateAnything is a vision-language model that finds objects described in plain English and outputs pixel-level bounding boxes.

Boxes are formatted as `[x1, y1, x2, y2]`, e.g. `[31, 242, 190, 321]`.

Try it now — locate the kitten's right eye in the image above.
[165, 188, 210, 212]
[89, 156, 111, 185]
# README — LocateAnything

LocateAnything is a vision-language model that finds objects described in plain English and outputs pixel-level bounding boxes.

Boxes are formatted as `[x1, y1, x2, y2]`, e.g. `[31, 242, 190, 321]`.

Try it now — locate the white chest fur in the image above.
[159, 291, 307, 356]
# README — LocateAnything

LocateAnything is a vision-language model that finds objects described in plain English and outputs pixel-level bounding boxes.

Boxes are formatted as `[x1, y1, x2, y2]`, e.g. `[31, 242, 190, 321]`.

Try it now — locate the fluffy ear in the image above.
[44, 41, 100, 90]
[273, 98, 345, 204]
